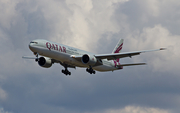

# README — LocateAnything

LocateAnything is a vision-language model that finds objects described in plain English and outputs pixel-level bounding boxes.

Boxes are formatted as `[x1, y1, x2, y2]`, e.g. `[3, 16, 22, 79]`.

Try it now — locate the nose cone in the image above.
[29, 40, 37, 52]
[29, 42, 34, 51]
[28, 39, 43, 52]
[29, 42, 32, 48]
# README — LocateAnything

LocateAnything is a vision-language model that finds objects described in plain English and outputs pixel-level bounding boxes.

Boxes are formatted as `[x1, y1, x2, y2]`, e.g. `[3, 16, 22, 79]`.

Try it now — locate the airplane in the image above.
[23, 39, 165, 75]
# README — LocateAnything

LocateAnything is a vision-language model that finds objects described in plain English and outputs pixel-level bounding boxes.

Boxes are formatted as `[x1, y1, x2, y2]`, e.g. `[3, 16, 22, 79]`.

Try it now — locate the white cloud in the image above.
[0, 108, 12, 113]
[42, 0, 130, 51]
[139, 0, 160, 18]
[0, 87, 7, 101]
[0, 0, 18, 29]
[105, 106, 171, 113]
[66, 0, 93, 12]
[126, 24, 180, 73]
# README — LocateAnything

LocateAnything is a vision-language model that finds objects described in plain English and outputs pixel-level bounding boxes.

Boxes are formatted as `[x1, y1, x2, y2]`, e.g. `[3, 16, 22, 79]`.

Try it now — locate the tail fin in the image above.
[112, 39, 124, 63]
[112, 39, 124, 53]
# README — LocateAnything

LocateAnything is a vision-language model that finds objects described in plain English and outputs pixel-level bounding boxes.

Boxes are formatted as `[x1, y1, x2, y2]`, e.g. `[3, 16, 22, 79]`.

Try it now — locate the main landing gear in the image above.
[86, 66, 96, 74]
[60, 63, 75, 76]
[61, 64, 71, 75]
[62, 68, 71, 75]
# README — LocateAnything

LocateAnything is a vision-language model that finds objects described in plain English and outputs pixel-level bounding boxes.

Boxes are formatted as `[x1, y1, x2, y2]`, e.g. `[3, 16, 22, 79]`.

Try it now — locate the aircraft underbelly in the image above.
[93, 65, 116, 72]
[38, 49, 86, 67]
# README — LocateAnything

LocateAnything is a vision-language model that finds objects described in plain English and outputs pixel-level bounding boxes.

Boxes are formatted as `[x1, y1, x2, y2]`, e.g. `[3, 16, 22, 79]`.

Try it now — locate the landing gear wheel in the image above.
[35, 58, 38, 62]
[67, 72, 71, 75]
[61, 69, 71, 76]
[86, 68, 96, 74]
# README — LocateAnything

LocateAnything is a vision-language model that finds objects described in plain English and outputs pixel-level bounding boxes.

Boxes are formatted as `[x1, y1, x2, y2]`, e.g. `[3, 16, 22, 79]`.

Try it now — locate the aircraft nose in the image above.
[29, 41, 36, 51]
[29, 42, 33, 49]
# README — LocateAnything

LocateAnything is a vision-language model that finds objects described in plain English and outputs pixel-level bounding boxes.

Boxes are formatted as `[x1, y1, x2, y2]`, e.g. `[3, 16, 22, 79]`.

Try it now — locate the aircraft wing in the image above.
[94, 48, 165, 60]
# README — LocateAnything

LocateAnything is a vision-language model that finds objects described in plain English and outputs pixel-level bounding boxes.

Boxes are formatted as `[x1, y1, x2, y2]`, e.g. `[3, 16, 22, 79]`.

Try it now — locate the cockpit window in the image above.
[30, 41, 38, 44]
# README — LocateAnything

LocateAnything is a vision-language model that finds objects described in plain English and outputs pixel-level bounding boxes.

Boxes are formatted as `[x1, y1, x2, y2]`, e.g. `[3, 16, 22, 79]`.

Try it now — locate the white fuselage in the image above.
[29, 39, 121, 72]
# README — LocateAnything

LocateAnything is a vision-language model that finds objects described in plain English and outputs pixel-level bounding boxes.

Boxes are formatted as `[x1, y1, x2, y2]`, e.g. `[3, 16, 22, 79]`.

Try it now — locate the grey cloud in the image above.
[2, 68, 178, 113]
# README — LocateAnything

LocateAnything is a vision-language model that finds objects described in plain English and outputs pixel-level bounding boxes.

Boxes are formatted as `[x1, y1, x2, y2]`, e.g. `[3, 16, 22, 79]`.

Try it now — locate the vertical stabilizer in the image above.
[112, 39, 123, 63]
[112, 39, 124, 53]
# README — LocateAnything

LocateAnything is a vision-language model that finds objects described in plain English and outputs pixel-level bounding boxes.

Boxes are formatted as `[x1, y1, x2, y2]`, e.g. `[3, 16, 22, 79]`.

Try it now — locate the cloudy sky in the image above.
[0, 0, 180, 113]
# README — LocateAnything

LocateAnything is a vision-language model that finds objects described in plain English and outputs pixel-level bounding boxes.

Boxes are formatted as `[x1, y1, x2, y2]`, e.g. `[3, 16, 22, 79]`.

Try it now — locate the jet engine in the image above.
[82, 54, 97, 66]
[38, 57, 52, 68]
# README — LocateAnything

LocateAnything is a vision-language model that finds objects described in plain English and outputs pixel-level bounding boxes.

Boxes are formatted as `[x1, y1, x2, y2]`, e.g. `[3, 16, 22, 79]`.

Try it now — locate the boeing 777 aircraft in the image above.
[23, 39, 165, 75]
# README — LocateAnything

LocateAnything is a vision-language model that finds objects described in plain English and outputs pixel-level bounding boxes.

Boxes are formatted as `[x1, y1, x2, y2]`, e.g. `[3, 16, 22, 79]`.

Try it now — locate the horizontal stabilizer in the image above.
[117, 63, 146, 67]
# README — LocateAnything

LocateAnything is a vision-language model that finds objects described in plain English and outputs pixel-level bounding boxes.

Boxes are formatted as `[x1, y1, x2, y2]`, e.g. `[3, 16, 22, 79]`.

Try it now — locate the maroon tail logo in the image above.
[113, 43, 123, 69]
[114, 43, 123, 53]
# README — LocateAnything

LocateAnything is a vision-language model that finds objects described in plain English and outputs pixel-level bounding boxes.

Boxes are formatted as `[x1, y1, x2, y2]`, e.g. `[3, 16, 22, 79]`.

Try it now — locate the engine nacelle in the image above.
[82, 54, 97, 66]
[38, 57, 52, 68]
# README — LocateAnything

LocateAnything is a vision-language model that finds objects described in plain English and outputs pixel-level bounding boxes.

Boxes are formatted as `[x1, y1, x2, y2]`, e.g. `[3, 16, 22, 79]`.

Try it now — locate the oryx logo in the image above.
[114, 43, 123, 53]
